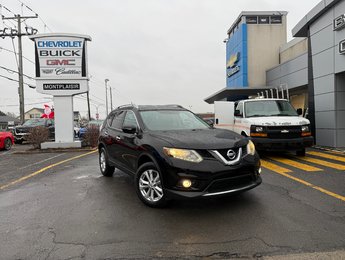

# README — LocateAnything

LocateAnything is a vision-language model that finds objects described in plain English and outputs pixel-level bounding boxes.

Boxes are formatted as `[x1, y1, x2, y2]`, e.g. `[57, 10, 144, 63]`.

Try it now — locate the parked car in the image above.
[0, 131, 14, 150]
[13, 118, 55, 144]
[98, 104, 261, 207]
[79, 120, 104, 139]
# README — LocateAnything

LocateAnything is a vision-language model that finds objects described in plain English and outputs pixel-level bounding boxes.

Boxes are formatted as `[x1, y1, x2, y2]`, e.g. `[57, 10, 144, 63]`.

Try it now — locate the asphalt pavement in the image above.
[0, 145, 344, 259]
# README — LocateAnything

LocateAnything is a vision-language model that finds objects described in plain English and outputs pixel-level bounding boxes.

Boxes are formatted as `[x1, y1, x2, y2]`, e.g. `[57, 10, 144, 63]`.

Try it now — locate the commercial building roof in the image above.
[292, 0, 341, 37]
[204, 87, 273, 104]
[227, 11, 288, 35]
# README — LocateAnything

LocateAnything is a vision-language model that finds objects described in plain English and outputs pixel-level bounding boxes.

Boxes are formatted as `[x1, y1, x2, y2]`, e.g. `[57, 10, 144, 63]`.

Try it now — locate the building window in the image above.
[271, 16, 282, 24]
[246, 16, 258, 24]
[258, 16, 269, 24]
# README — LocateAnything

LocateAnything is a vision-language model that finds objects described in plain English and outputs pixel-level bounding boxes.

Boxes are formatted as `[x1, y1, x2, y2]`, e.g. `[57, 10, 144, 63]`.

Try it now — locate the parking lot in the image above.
[0, 145, 344, 259]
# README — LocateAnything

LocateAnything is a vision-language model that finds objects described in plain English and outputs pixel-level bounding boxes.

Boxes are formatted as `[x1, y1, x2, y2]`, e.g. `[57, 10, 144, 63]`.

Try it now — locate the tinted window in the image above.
[258, 16, 269, 24]
[110, 111, 125, 129]
[123, 111, 138, 128]
[140, 110, 210, 131]
[246, 16, 257, 24]
[271, 16, 282, 24]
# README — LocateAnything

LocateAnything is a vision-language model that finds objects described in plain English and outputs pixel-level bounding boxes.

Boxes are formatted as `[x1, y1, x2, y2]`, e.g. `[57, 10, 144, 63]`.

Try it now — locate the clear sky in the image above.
[0, 0, 320, 119]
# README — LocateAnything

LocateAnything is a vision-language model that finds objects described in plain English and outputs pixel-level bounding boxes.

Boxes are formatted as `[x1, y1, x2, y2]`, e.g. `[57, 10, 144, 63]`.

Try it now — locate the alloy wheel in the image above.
[100, 151, 106, 173]
[139, 169, 163, 202]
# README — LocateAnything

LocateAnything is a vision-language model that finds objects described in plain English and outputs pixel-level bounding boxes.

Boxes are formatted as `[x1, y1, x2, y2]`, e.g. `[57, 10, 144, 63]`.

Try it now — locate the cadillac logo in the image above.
[227, 149, 236, 160]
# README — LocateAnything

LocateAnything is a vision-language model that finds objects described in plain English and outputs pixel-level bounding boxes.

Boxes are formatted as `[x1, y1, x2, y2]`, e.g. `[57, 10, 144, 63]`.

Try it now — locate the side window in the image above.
[235, 102, 244, 117]
[107, 113, 114, 126]
[123, 111, 138, 128]
[110, 111, 125, 129]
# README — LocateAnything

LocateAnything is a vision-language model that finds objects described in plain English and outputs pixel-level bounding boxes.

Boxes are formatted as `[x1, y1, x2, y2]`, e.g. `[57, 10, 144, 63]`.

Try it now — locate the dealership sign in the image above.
[30, 33, 91, 96]
[334, 14, 345, 31]
[226, 52, 240, 77]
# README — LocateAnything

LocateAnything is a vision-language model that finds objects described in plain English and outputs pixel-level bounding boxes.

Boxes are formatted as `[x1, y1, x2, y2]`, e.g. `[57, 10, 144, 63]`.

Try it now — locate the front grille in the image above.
[207, 174, 254, 193]
[217, 147, 241, 159]
[267, 126, 301, 139]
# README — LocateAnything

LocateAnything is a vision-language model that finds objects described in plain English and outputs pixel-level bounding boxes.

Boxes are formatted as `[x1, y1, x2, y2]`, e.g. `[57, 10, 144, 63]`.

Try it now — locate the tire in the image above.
[99, 147, 115, 177]
[4, 138, 12, 151]
[135, 162, 168, 208]
[296, 148, 306, 156]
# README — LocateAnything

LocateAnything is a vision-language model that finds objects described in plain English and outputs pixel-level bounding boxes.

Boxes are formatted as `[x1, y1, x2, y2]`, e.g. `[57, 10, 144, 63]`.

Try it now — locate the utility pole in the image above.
[86, 91, 91, 120]
[105, 79, 109, 116]
[1, 14, 38, 124]
[110, 86, 113, 111]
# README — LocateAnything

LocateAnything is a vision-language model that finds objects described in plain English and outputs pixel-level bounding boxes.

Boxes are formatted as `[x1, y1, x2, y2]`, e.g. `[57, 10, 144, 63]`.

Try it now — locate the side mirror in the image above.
[297, 108, 303, 116]
[122, 126, 137, 134]
[234, 110, 242, 117]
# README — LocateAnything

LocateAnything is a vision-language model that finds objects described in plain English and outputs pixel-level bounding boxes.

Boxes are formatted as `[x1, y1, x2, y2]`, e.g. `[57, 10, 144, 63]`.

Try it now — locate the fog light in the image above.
[182, 179, 192, 188]
[258, 167, 262, 174]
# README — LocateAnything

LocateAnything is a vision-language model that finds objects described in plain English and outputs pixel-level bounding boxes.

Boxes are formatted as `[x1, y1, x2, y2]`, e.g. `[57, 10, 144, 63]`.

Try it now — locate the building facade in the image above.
[268, 0, 345, 148]
[205, 1, 345, 148]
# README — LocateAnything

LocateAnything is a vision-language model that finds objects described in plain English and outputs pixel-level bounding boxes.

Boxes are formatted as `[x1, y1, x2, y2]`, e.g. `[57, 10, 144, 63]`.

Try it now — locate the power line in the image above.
[0, 46, 35, 64]
[0, 73, 35, 88]
[16, 0, 53, 32]
[0, 65, 34, 80]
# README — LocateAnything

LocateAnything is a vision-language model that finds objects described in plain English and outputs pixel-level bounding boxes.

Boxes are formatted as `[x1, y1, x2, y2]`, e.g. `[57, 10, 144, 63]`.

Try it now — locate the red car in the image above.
[0, 131, 14, 150]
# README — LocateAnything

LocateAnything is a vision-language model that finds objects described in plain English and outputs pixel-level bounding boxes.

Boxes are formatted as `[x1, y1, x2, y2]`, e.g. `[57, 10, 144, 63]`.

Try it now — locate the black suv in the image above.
[13, 118, 55, 144]
[98, 105, 261, 207]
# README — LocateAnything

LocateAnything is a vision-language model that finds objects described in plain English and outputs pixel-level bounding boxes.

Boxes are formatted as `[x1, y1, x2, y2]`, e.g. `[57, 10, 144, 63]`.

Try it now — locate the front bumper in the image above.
[14, 133, 29, 141]
[160, 154, 261, 199]
[251, 136, 314, 151]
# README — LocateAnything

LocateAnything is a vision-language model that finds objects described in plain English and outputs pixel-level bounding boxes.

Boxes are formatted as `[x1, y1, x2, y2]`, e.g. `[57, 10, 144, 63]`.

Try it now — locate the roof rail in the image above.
[116, 103, 138, 109]
[164, 104, 185, 108]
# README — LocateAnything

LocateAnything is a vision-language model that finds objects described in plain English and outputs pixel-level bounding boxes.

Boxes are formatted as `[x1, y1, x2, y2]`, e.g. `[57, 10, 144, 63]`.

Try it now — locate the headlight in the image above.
[255, 126, 264, 132]
[247, 140, 256, 155]
[250, 125, 267, 137]
[163, 147, 203, 163]
[301, 125, 310, 132]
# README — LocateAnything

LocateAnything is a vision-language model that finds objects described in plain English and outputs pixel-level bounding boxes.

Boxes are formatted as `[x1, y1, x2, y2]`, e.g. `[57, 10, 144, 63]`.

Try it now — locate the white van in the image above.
[214, 98, 313, 156]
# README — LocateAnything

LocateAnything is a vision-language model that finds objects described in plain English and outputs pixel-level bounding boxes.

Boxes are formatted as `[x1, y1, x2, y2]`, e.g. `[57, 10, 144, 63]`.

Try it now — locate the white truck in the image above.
[214, 98, 313, 156]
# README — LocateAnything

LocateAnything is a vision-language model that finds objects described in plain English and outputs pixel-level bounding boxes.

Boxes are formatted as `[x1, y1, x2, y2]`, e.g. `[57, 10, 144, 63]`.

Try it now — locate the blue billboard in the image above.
[226, 23, 248, 88]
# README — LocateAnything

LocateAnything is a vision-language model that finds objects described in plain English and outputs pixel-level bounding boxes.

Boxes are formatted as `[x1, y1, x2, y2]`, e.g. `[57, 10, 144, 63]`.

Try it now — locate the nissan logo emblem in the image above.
[227, 149, 236, 160]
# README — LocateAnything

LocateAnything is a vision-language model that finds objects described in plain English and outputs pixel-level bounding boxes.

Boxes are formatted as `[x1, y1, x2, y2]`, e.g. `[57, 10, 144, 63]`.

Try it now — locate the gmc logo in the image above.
[46, 59, 76, 66]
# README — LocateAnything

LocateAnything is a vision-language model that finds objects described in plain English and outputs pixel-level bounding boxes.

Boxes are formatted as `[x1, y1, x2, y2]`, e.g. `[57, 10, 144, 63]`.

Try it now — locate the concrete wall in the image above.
[309, 0, 345, 148]
[280, 38, 308, 63]
[247, 16, 287, 87]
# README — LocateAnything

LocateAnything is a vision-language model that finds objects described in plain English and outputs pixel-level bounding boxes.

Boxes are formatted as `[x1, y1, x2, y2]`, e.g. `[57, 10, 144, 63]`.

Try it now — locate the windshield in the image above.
[140, 110, 210, 131]
[23, 119, 47, 126]
[245, 100, 298, 117]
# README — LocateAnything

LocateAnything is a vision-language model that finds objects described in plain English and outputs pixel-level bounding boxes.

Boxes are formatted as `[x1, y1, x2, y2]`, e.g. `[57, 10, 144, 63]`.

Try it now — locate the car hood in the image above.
[247, 116, 310, 126]
[149, 128, 246, 150]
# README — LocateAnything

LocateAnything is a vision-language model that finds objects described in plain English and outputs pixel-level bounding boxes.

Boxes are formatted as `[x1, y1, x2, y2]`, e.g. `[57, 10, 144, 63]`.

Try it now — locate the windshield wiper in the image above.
[269, 113, 294, 116]
[248, 114, 267, 117]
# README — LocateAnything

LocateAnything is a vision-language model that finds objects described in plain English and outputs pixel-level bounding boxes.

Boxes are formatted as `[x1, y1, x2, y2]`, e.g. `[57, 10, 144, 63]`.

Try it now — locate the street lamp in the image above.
[105, 79, 109, 116]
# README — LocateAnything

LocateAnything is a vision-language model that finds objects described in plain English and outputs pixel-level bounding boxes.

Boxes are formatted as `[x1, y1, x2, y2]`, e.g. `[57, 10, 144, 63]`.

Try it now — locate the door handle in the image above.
[115, 136, 121, 141]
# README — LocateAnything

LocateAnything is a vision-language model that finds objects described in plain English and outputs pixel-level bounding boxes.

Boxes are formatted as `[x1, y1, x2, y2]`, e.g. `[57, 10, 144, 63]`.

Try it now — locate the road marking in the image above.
[19, 153, 66, 170]
[263, 168, 345, 202]
[296, 156, 345, 171]
[267, 156, 322, 172]
[0, 150, 97, 191]
[261, 159, 292, 173]
[307, 151, 345, 163]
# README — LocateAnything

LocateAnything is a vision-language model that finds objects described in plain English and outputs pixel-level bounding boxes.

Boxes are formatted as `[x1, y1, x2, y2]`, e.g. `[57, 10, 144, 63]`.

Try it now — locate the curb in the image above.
[12, 147, 97, 154]
[313, 145, 345, 154]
